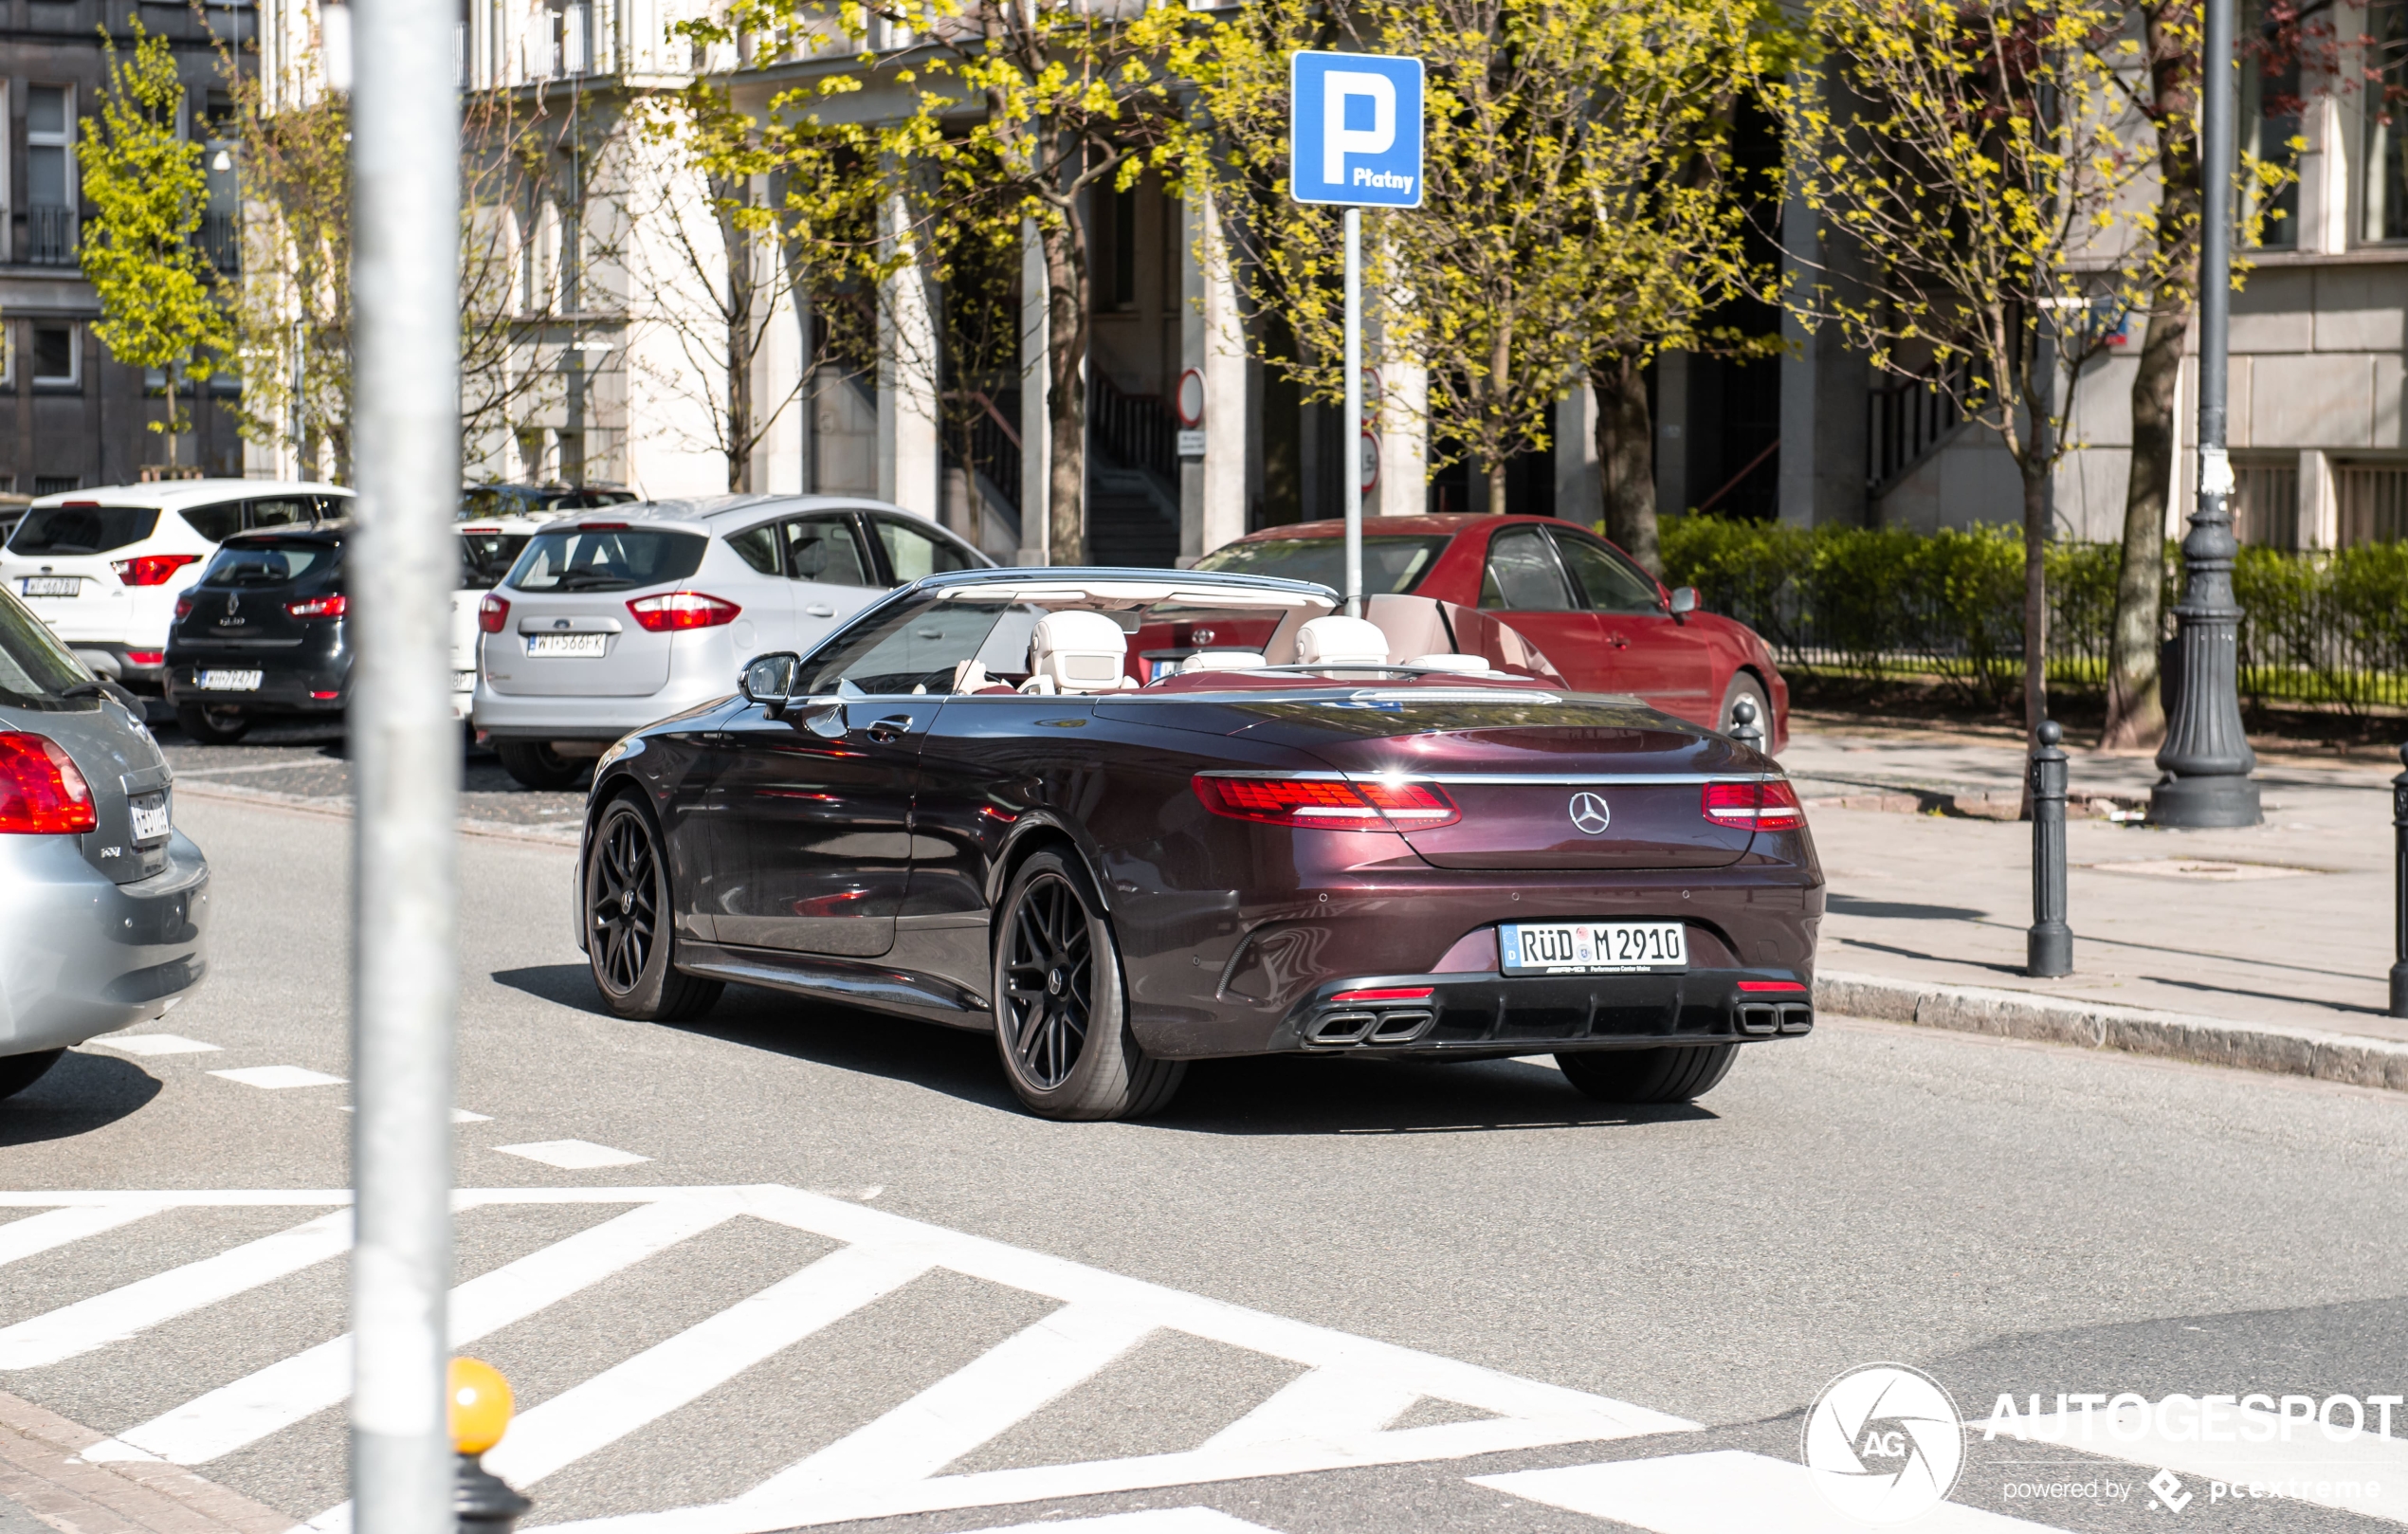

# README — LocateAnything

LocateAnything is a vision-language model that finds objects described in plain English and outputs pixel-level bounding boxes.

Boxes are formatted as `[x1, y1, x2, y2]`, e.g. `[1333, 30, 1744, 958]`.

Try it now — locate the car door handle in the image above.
[805, 603, 836, 618]
[866, 713, 916, 743]
[1607, 634, 1631, 648]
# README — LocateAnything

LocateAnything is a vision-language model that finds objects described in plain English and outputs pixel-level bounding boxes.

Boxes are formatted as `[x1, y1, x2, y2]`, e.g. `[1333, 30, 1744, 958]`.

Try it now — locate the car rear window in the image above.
[460, 532, 533, 588]
[200, 539, 338, 587]
[504, 528, 706, 593]
[177, 501, 245, 543]
[9, 504, 162, 557]
[1192, 535, 1447, 594]
[0, 586, 91, 705]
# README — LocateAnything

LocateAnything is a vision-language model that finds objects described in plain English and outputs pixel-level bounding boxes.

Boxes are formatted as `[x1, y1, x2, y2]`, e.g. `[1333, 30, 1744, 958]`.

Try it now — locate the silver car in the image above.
[0, 587, 210, 1101]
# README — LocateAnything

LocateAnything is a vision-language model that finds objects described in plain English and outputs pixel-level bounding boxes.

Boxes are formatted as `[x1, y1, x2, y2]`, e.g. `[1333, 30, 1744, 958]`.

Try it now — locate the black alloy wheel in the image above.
[1555, 1043, 1738, 1105]
[175, 702, 250, 745]
[992, 849, 1184, 1121]
[584, 794, 721, 1022]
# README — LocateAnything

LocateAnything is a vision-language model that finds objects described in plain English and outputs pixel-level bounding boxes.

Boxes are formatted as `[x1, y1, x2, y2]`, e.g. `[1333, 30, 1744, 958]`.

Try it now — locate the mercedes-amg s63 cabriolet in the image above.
[575, 566, 1823, 1120]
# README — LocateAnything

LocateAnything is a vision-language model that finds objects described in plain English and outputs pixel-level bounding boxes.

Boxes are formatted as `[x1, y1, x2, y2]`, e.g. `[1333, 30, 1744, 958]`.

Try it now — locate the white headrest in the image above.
[1178, 649, 1268, 674]
[1294, 615, 1392, 667]
[1029, 610, 1131, 693]
[1404, 653, 1490, 674]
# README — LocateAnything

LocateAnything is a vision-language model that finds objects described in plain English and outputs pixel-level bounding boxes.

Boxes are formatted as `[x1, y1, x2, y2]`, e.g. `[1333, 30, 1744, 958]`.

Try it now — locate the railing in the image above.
[1087, 371, 1178, 485]
[1866, 359, 1968, 494]
[960, 391, 1021, 518]
[198, 212, 240, 273]
[25, 206, 77, 266]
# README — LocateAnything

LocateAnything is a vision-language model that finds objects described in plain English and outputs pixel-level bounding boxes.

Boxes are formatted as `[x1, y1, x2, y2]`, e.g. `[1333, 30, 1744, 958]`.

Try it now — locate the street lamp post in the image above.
[2148, 0, 2262, 828]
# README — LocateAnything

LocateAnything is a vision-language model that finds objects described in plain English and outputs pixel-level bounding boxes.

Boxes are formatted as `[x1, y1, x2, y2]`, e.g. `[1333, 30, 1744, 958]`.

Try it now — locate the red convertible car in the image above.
[1194, 515, 1789, 753]
[576, 567, 1823, 1122]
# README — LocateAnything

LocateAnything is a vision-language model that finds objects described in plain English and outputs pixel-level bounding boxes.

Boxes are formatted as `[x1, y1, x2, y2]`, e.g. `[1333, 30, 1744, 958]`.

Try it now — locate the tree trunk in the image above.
[723, 199, 757, 494]
[1044, 214, 1087, 564]
[2102, 301, 2188, 750]
[1594, 350, 1661, 576]
[1486, 458, 1509, 513]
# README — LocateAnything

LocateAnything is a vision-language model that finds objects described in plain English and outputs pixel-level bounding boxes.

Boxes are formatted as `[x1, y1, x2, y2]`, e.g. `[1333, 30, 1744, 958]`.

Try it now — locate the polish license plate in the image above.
[196, 669, 263, 691]
[20, 577, 79, 597]
[1501, 921, 1687, 975]
[128, 793, 171, 845]
[453, 669, 477, 692]
[526, 633, 608, 658]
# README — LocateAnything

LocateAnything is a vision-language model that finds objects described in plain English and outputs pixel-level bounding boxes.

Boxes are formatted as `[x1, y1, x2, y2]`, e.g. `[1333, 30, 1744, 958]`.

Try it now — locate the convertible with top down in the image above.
[575, 565, 1824, 1121]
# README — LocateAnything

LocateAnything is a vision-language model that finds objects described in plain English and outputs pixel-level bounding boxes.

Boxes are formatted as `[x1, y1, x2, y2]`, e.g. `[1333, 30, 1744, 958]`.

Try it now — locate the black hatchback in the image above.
[164, 524, 352, 744]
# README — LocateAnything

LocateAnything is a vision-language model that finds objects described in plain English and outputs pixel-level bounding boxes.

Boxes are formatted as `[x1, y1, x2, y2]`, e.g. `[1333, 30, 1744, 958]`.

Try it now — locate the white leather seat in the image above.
[1178, 649, 1268, 674]
[1404, 653, 1489, 674]
[1293, 615, 1392, 667]
[1023, 610, 1136, 693]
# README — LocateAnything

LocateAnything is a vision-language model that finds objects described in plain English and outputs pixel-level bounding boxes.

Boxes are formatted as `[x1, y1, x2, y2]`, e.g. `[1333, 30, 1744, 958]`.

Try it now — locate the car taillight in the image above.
[285, 594, 348, 619]
[479, 594, 510, 633]
[627, 592, 740, 632]
[125, 649, 164, 667]
[1192, 775, 1461, 831]
[0, 733, 97, 834]
[1703, 779, 1806, 831]
[173, 593, 196, 620]
[112, 553, 201, 587]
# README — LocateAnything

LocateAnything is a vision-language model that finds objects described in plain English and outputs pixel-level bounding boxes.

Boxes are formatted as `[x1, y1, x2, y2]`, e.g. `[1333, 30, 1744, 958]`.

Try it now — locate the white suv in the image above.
[453, 511, 567, 722]
[0, 480, 353, 693]
[473, 495, 990, 788]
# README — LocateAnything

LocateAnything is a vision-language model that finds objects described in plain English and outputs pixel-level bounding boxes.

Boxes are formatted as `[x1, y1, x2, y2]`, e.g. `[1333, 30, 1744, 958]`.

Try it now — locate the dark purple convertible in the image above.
[575, 566, 1823, 1121]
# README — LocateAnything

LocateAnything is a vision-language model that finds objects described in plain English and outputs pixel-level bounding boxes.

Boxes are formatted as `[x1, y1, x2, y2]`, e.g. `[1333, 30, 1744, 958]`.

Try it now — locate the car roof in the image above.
[555, 495, 964, 537]
[27, 479, 352, 512]
[221, 520, 353, 545]
[1231, 514, 1576, 540]
[455, 513, 566, 534]
[909, 565, 1340, 601]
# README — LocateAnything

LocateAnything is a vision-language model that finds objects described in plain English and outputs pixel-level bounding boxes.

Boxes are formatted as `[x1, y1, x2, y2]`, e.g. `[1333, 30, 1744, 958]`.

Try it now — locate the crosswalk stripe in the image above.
[87, 1196, 739, 1466]
[1472, 1450, 2071, 1532]
[739, 1301, 1160, 1504]
[1197, 1366, 1423, 1454]
[968, 1511, 1284, 1533]
[0, 1205, 163, 1269]
[0, 1210, 352, 1371]
[482, 1240, 939, 1487]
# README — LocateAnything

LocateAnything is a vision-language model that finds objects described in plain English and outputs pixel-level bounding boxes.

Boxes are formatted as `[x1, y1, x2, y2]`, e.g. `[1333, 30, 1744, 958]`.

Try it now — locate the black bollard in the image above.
[1729, 695, 1765, 753]
[2028, 720, 2072, 977]
[2392, 743, 2408, 1018]
[456, 1452, 532, 1534]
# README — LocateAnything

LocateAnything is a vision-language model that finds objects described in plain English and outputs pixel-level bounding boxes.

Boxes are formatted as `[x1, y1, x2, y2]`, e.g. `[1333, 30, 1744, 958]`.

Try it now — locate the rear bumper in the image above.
[473, 678, 729, 742]
[70, 642, 170, 692]
[1278, 969, 1812, 1055]
[164, 653, 350, 715]
[0, 832, 211, 1056]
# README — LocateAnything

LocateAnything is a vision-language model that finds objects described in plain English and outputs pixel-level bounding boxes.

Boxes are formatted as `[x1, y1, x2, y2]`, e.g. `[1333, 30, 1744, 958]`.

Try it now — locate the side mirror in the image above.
[1668, 587, 1699, 623]
[739, 652, 799, 713]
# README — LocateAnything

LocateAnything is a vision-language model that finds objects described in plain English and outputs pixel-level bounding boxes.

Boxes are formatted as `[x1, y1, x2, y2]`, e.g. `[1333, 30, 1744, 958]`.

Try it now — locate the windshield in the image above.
[0, 586, 93, 705]
[460, 532, 533, 589]
[504, 528, 706, 593]
[200, 540, 338, 587]
[9, 505, 161, 557]
[1192, 535, 1447, 594]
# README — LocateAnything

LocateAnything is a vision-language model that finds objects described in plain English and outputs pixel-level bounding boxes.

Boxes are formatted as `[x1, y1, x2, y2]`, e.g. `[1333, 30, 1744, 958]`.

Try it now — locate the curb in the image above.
[1815, 969, 2408, 1093]
[175, 777, 583, 847]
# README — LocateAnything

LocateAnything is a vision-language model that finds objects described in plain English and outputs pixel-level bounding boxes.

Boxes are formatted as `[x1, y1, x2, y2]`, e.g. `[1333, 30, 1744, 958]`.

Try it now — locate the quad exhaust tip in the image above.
[1305, 1008, 1437, 1047]
[1739, 1001, 1814, 1036]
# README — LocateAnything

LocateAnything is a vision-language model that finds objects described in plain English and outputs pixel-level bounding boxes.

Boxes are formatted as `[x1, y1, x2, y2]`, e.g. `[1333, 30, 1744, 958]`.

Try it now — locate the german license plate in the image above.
[526, 633, 607, 658]
[129, 793, 170, 844]
[20, 577, 79, 597]
[1501, 921, 1687, 975]
[196, 669, 263, 691]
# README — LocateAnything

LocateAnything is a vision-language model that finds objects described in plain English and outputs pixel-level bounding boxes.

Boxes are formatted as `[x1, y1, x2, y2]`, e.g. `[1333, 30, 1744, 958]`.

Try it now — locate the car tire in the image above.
[499, 740, 588, 792]
[175, 702, 250, 745]
[584, 793, 723, 1023]
[1717, 672, 1771, 740]
[992, 849, 1185, 1122]
[1555, 1044, 1738, 1104]
[0, 1049, 64, 1103]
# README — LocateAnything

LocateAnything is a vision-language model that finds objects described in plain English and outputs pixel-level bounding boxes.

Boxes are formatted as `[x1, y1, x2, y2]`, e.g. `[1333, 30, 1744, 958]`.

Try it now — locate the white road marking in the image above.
[337, 1106, 491, 1123]
[0, 1205, 163, 1269]
[87, 1196, 740, 1465]
[89, 1035, 220, 1056]
[965, 1511, 1284, 1534]
[0, 1210, 352, 1370]
[495, 1140, 649, 1169]
[210, 1067, 347, 1090]
[1989, 1404, 2408, 1525]
[1473, 1451, 2071, 1532]
[1197, 1366, 1423, 1453]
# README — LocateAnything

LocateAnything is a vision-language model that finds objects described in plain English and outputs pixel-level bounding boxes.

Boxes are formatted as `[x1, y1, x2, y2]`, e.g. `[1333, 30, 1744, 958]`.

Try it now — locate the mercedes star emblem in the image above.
[1568, 792, 1612, 835]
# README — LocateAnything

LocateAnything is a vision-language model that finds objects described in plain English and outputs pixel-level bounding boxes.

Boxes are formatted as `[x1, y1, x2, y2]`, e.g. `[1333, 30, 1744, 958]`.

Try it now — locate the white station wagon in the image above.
[473, 495, 990, 788]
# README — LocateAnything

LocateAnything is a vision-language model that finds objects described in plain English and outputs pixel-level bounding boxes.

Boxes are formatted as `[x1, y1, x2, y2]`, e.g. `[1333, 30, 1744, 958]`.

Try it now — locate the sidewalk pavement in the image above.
[1779, 721, 2408, 1089]
[0, 1389, 287, 1534]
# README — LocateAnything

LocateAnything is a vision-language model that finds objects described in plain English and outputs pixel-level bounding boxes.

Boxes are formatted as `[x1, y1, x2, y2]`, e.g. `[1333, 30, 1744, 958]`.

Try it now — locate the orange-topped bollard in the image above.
[448, 1359, 532, 1534]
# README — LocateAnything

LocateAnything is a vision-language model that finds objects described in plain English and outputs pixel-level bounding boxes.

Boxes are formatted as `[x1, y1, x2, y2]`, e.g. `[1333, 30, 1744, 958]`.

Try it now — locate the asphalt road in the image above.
[5, 790, 2407, 1534]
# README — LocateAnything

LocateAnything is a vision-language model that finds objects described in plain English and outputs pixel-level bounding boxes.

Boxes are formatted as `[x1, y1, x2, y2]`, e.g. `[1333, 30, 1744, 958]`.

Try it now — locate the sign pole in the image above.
[1342, 207, 1363, 617]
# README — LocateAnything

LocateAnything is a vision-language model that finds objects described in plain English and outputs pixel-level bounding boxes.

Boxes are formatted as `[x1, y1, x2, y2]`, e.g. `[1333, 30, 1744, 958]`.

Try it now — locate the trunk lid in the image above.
[484, 591, 666, 696]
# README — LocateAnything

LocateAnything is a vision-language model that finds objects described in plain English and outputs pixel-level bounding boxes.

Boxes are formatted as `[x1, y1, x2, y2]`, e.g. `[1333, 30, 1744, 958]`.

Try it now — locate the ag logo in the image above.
[1567, 792, 1611, 835]
[1800, 1362, 1963, 1523]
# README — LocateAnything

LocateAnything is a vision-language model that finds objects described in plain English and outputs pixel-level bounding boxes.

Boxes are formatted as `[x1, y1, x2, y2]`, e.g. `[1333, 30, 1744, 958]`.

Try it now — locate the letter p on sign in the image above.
[1290, 52, 1424, 208]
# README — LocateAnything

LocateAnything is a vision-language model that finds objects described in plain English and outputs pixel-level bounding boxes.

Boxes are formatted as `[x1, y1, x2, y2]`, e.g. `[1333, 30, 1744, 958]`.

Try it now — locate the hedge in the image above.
[1655, 515, 2408, 716]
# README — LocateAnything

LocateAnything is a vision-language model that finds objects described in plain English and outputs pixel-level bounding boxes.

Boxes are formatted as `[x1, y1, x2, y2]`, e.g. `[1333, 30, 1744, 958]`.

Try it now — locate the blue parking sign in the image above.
[1290, 52, 1424, 209]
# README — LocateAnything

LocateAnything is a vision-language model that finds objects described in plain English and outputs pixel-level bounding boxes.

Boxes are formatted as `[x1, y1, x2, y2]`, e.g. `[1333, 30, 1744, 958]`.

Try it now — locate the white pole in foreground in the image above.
[1341, 206, 1362, 617]
[348, 0, 462, 1522]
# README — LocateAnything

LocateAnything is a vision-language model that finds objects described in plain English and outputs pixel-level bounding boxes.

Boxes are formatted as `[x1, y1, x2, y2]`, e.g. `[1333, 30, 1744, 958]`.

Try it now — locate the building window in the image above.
[31, 324, 79, 387]
[33, 477, 81, 496]
[0, 325, 11, 387]
[2232, 454, 2300, 546]
[2337, 461, 2408, 544]
[27, 85, 77, 266]
[2242, 7, 2300, 247]
[2367, 1, 2408, 239]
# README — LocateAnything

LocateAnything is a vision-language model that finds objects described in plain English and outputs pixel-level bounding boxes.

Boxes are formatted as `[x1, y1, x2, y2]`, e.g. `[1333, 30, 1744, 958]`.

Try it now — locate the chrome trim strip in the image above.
[1191, 769, 1782, 786]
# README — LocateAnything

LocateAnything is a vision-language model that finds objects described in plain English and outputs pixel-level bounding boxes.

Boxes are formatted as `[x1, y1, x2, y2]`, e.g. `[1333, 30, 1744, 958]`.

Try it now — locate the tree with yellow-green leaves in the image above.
[1177, 0, 1782, 553]
[78, 22, 231, 465]
[1778, 0, 2149, 739]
